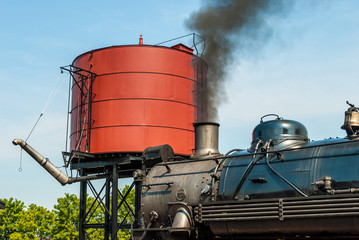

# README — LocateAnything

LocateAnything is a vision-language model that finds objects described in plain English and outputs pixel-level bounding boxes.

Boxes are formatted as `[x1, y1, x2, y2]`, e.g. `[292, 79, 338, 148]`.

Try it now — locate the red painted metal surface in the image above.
[70, 44, 207, 155]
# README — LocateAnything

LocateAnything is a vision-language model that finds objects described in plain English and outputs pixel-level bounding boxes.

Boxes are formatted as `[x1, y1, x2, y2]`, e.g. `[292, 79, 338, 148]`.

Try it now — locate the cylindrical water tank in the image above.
[70, 43, 207, 155]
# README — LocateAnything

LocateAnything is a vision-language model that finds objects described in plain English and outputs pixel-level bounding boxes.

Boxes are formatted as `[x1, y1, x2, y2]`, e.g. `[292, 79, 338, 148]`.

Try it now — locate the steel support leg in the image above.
[79, 170, 87, 240]
[105, 176, 111, 239]
[112, 164, 118, 240]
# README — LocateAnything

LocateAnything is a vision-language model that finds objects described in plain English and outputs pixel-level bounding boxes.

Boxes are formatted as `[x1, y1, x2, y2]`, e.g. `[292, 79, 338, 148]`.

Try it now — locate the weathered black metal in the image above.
[79, 169, 87, 240]
[142, 182, 174, 188]
[142, 144, 174, 169]
[196, 194, 359, 237]
[111, 164, 118, 240]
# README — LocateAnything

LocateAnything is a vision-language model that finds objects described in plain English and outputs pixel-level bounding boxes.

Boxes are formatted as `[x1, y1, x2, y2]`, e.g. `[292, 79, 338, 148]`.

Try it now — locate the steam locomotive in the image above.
[134, 102, 359, 240]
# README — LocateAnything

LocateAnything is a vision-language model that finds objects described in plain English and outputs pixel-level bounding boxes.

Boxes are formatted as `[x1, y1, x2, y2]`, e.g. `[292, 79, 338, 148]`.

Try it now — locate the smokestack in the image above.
[186, 0, 291, 121]
[192, 122, 221, 159]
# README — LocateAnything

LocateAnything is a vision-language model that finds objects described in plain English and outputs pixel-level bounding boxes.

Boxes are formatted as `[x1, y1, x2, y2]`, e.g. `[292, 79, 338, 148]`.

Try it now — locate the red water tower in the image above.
[69, 38, 207, 156]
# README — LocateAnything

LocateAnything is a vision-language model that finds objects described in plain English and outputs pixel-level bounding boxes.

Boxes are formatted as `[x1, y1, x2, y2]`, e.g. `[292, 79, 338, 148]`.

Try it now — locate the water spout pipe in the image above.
[12, 139, 109, 185]
[13, 139, 70, 185]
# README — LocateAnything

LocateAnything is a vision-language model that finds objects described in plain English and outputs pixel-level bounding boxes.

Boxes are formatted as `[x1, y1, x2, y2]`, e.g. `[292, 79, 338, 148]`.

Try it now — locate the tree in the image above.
[0, 198, 25, 239]
[0, 198, 57, 240]
[0, 185, 135, 240]
[51, 193, 80, 239]
[10, 204, 56, 240]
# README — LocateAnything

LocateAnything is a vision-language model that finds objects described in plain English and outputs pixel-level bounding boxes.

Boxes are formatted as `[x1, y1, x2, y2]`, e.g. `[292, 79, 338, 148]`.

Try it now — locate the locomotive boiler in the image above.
[12, 37, 359, 240]
[135, 103, 359, 240]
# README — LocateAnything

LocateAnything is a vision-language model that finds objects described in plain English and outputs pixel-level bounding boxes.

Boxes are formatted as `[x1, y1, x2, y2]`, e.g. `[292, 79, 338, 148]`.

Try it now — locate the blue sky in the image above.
[1, 0, 359, 209]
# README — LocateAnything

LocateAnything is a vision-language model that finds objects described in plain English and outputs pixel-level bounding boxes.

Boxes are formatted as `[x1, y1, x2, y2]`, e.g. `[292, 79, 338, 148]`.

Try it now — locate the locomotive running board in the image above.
[194, 194, 359, 237]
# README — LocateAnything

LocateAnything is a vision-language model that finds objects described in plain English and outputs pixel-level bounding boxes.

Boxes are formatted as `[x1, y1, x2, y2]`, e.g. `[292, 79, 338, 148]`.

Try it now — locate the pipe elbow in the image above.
[13, 139, 21, 146]
[12, 139, 26, 147]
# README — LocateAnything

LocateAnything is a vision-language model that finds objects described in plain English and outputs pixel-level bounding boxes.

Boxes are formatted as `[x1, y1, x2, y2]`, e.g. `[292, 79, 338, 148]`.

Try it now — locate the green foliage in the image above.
[0, 185, 135, 240]
[10, 204, 56, 239]
[0, 198, 25, 239]
[52, 193, 80, 240]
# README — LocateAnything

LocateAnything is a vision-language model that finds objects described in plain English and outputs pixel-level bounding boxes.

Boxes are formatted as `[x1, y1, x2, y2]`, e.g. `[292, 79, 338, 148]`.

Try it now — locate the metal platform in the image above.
[63, 150, 142, 176]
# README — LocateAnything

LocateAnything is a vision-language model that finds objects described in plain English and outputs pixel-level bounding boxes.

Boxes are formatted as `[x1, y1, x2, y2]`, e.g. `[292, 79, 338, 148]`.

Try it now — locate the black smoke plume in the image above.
[186, 0, 291, 121]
